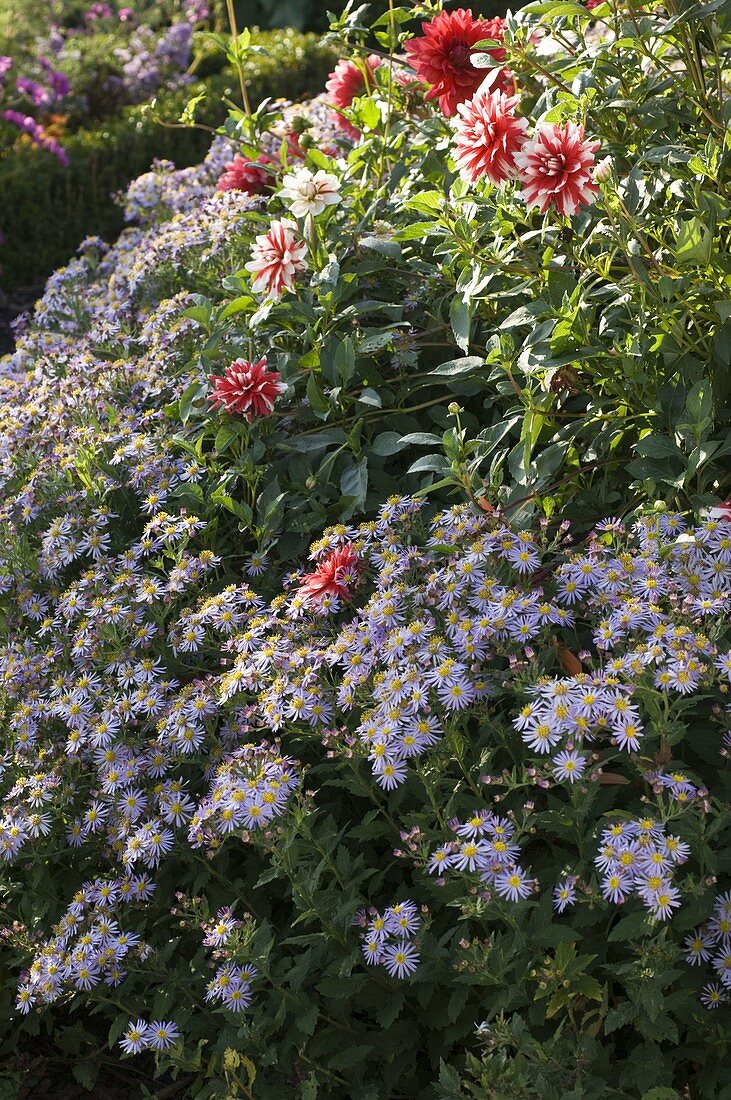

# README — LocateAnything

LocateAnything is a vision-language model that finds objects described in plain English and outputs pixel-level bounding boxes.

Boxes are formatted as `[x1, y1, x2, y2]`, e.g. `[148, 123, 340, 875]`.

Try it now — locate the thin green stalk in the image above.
[225, 0, 252, 118]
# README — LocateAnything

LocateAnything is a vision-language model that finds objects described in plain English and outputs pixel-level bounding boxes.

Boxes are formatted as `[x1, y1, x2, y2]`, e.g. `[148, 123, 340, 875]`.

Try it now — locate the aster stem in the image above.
[416, 761, 446, 829]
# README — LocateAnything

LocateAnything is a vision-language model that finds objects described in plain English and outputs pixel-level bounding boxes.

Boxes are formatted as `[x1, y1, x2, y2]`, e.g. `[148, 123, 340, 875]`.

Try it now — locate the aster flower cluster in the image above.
[120, 1018, 181, 1055]
[198, 905, 260, 1013]
[0, 106, 331, 1012]
[205, 960, 259, 1013]
[210, 505, 731, 802]
[358, 901, 421, 978]
[0, 10, 730, 1080]
[644, 768, 701, 804]
[683, 892, 731, 1009]
[510, 512, 731, 789]
[111, 21, 193, 103]
[594, 819, 688, 920]
[428, 812, 534, 903]
[16, 874, 155, 1012]
[188, 742, 300, 850]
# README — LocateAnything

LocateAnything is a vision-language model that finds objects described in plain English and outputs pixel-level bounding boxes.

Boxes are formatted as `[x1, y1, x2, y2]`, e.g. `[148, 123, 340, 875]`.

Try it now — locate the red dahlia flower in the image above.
[325, 55, 382, 137]
[217, 154, 270, 195]
[514, 122, 600, 217]
[405, 9, 510, 117]
[298, 545, 359, 606]
[453, 87, 528, 185]
[208, 356, 286, 421]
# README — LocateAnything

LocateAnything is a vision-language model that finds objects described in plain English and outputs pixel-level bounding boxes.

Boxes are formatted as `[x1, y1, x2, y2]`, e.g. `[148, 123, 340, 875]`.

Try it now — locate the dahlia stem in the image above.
[225, 0, 252, 119]
[306, 213, 321, 267]
[377, 0, 398, 189]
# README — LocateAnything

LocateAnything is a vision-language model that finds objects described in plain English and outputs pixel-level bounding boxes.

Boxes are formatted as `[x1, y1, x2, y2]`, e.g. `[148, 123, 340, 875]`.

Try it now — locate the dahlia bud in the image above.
[593, 156, 613, 183]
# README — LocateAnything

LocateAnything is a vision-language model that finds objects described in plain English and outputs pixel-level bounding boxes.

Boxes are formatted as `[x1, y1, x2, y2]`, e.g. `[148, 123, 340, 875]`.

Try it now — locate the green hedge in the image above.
[0, 30, 336, 291]
[234, 0, 510, 31]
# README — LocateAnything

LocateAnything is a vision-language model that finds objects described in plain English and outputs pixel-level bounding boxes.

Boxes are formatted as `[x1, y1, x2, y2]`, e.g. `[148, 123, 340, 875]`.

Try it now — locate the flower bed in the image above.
[0, 3, 730, 1097]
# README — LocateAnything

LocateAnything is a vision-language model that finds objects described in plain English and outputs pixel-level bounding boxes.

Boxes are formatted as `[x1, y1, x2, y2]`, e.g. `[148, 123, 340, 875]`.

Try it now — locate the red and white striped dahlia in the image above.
[208, 356, 285, 421]
[216, 155, 270, 195]
[514, 122, 600, 217]
[245, 218, 308, 300]
[453, 86, 528, 185]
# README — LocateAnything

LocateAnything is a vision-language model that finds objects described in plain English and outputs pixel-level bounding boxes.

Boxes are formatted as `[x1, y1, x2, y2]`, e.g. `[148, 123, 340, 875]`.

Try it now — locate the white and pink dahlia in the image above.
[514, 122, 600, 217]
[279, 166, 341, 219]
[245, 218, 308, 300]
[453, 87, 528, 185]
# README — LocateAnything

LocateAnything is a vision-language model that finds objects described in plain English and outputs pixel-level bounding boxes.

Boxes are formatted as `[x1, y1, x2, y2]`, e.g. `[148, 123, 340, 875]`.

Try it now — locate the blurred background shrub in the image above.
[0, 29, 335, 291]
[233, 0, 509, 30]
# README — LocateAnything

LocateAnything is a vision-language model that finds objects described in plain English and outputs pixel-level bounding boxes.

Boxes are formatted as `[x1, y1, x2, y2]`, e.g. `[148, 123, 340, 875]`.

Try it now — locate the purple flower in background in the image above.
[359, 902, 422, 979]
[184, 0, 210, 23]
[16, 77, 51, 108]
[115, 22, 192, 103]
[0, 56, 12, 82]
[2, 110, 69, 165]
[85, 2, 113, 21]
[39, 58, 71, 99]
[48, 30, 64, 54]
[118, 7, 135, 21]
